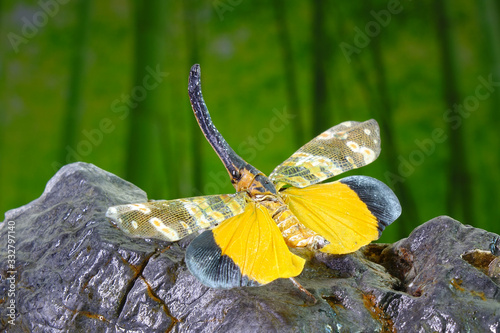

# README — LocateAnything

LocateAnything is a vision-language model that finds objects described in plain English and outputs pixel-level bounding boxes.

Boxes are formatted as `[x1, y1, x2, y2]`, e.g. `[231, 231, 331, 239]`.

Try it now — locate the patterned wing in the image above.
[106, 192, 247, 242]
[269, 120, 381, 188]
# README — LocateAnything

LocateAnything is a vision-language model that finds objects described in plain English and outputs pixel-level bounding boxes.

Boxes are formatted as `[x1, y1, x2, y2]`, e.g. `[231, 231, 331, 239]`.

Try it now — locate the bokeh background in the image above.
[1, 0, 499, 242]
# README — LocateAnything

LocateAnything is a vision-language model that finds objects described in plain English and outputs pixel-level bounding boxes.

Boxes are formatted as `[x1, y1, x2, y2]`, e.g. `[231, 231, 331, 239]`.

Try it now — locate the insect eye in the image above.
[231, 170, 241, 179]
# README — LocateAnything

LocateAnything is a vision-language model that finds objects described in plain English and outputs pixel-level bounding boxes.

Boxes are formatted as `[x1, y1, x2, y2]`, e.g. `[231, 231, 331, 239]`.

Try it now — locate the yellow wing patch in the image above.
[212, 202, 305, 285]
[282, 181, 380, 254]
[106, 193, 247, 242]
[269, 119, 380, 189]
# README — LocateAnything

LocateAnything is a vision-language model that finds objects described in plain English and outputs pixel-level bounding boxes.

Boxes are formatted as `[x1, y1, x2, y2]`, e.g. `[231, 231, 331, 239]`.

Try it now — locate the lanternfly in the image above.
[106, 64, 402, 289]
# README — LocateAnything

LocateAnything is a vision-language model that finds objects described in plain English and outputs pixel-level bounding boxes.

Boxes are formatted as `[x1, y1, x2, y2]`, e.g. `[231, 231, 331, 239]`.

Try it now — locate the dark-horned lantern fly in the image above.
[106, 64, 402, 288]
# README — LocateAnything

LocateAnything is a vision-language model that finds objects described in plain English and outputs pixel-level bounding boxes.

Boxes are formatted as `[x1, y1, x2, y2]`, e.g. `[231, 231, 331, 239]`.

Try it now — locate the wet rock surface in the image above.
[1, 162, 499, 332]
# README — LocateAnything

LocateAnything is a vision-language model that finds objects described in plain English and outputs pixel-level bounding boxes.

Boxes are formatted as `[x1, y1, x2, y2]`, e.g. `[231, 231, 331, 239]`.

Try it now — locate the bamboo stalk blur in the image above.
[477, 0, 500, 228]
[125, 0, 167, 198]
[183, 0, 204, 197]
[369, 34, 419, 238]
[57, 0, 91, 166]
[272, 0, 305, 146]
[311, 0, 329, 136]
[434, 0, 474, 224]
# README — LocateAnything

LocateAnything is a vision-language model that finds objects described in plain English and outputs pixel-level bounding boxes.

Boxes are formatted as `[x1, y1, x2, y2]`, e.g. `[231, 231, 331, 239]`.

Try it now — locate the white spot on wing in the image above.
[130, 203, 151, 214]
[318, 131, 335, 140]
[360, 148, 376, 164]
[346, 141, 360, 152]
[149, 217, 179, 240]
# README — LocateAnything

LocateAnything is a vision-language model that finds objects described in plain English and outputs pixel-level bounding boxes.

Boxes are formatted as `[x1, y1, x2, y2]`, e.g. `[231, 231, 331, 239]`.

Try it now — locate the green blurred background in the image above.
[1, 0, 499, 242]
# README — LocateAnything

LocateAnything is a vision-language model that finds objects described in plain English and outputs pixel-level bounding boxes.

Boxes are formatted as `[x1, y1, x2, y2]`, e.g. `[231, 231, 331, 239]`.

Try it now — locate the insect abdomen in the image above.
[262, 200, 328, 251]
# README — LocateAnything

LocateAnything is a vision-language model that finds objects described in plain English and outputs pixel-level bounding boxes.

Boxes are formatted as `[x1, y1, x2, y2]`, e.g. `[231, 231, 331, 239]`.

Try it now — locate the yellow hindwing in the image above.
[212, 202, 305, 285]
[282, 181, 380, 254]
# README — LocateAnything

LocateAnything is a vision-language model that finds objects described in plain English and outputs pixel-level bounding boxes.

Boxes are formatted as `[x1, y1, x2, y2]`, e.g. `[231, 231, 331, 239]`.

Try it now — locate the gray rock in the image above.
[379, 216, 500, 332]
[0, 162, 499, 332]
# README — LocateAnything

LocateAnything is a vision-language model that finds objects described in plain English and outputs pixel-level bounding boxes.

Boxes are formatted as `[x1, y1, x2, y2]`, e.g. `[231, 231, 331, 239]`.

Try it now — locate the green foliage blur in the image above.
[1, 0, 500, 242]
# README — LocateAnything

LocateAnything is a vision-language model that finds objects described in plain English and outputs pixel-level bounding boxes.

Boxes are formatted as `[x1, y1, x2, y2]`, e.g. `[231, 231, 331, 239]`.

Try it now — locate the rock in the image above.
[378, 216, 500, 332]
[0, 162, 499, 332]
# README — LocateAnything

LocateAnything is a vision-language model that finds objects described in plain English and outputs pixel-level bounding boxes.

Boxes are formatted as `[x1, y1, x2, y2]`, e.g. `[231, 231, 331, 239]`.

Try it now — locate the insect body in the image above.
[106, 64, 402, 288]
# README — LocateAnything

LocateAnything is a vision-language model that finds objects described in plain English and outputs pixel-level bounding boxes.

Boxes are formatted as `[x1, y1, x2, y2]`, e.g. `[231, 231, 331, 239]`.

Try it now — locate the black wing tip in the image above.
[340, 175, 402, 231]
[186, 230, 260, 289]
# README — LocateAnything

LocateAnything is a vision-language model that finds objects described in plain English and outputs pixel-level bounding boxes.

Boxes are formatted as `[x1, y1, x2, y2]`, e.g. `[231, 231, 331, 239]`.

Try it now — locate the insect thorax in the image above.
[233, 165, 277, 196]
